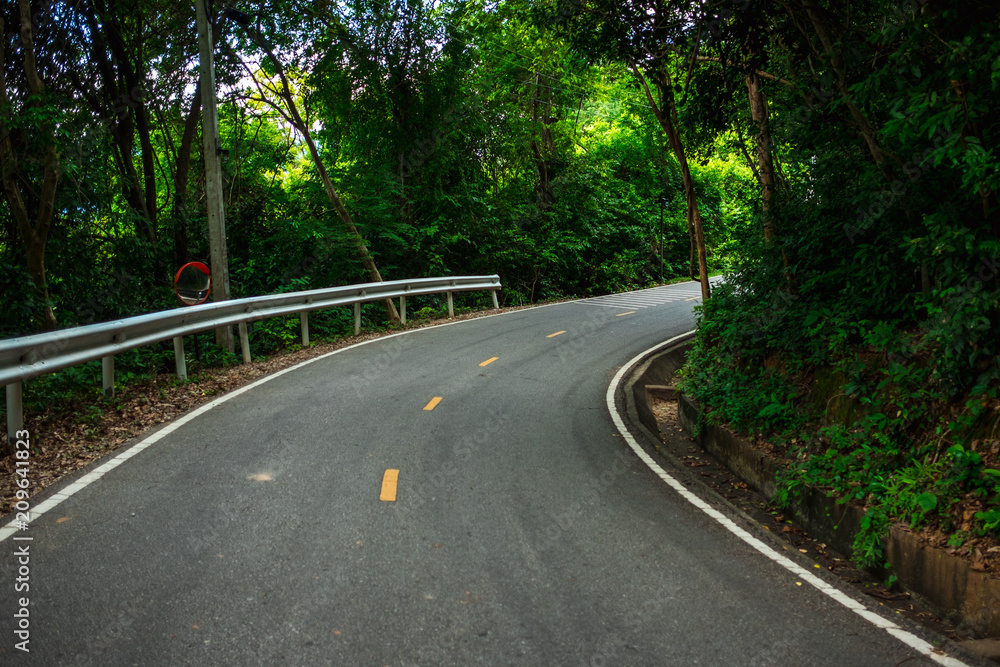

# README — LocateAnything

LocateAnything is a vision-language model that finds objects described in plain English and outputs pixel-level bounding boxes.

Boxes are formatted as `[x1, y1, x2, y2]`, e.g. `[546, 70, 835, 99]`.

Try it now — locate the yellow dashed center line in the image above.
[685, 296, 700, 301]
[423, 396, 443, 411]
[546, 331, 566, 338]
[380, 469, 399, 501]
[479, 357, 499, 367]
[616, 311, 636, 316]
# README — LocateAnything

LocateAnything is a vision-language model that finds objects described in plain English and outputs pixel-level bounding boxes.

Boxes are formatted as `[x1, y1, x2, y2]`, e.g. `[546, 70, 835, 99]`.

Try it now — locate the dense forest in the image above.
[0, 0, 752, 344]
[3, 1, 1000, 567]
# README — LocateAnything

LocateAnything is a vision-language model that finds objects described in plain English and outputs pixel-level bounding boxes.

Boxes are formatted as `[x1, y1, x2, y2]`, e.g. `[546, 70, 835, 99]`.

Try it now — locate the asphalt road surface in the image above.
[0, 282, 975, 665]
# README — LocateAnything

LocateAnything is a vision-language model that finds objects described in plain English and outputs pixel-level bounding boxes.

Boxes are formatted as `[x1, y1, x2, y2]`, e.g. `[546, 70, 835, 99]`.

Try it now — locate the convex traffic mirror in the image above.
[174, 262, 212, 306]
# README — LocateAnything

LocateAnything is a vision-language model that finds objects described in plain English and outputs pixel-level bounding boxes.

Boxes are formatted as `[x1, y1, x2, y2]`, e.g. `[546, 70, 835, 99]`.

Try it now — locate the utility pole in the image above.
[195, 0, 234, 352]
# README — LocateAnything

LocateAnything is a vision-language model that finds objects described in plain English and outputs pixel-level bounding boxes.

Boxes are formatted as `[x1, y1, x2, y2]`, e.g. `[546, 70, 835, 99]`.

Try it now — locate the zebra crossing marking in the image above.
[575, 284, 706, 310]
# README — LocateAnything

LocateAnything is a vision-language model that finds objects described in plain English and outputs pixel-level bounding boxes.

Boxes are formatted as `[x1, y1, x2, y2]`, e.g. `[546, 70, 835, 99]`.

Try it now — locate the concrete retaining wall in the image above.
[631, 341, 1000, 638]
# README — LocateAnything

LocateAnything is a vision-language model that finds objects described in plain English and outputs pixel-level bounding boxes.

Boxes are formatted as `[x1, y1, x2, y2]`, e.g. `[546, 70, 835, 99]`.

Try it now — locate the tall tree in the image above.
[0, 2, 60, 330]
[634, 63, 711, 300]
[555, 0, 713, 300]
[170, 83, 202, 270]
[74, 1, 160, 246]
[232, 10, 402, 325]
[697, 0, 791, 271]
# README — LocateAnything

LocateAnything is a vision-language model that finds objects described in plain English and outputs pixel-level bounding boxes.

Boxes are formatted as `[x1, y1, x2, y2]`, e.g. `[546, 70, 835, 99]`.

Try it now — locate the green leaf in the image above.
[758, 403, 784, 418]
[915, 492, 937, 513]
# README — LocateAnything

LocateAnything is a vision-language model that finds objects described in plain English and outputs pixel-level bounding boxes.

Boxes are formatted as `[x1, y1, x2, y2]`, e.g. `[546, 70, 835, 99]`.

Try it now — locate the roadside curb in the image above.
[610, 333, 979, 666]
[625, 339, 1000, 645]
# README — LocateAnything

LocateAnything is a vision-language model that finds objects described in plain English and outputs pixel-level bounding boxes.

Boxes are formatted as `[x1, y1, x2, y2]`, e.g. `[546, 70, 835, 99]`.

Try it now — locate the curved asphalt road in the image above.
[0, 283, 971, 665]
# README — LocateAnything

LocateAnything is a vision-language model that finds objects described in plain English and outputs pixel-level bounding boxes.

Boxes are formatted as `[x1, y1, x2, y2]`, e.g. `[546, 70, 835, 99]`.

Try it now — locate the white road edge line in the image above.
[0, 281, 707, 542]
[606, 331, 968, 667]
[0, 298, 580, 543]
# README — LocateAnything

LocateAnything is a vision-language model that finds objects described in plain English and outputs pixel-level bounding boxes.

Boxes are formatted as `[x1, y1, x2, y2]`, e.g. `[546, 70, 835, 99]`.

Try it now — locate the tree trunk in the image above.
[392, 82, 415, 225]
[531, 73, 556, 211]
[251, 40, 400, 326]
[798, 0, 895, 178]
[633, 66, 711, 301]
[689, 217, 696, 281]
[0, 5, 60, 331]
[173, 83, 203, 270]
[82, 4, 158, 246]
[746, 71, 776, 243]
[746, 71, 792, 274]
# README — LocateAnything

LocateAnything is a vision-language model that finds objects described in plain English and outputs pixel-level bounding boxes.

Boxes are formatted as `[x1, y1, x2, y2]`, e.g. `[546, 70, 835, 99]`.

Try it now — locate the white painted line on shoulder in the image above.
[0, 298, 573, 544]
[0, 288, 707, 544]
[606, 332, 968, 667]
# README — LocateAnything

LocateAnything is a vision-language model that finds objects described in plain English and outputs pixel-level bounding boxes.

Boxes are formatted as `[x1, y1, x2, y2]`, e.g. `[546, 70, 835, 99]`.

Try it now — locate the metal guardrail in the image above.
[2, 275, 501, 442]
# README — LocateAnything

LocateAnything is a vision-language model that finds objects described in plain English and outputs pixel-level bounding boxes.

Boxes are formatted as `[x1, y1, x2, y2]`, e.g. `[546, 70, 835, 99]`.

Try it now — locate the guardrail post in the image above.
[0, 277, 504, 420]
[173, 336, 187, 381]
[238, 322, 251, 364]
[6, 382, 23, 446]
[102, 355, 115, 397]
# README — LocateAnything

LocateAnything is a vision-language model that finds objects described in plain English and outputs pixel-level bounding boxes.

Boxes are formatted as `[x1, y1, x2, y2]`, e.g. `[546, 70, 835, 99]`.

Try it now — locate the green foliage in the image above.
[2, 0, 758, 347]
[677, 280, 808, 436]
[976, 509, 1000, 538]
[16, 3, 1000, 585]
[676, 0, 1000, 568]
